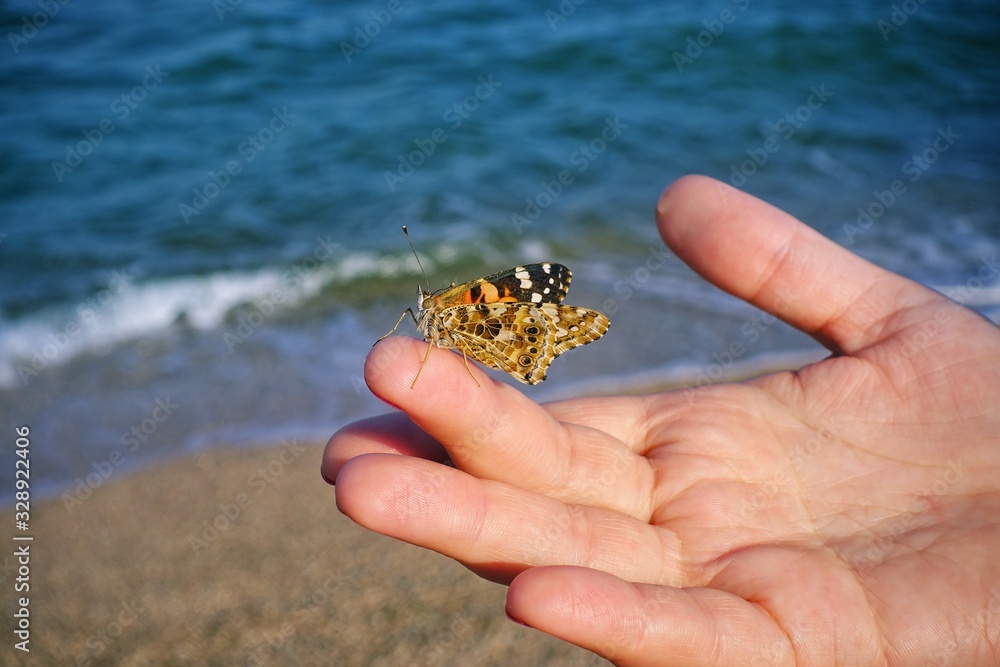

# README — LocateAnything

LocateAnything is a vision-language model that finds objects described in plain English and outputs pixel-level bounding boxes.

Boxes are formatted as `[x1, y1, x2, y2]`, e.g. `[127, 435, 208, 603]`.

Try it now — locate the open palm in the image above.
[323, 176, 1000, 666]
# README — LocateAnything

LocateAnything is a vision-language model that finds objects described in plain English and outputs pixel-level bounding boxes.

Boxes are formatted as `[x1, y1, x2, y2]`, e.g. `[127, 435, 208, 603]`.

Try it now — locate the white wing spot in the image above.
[531, 293, 542, 303]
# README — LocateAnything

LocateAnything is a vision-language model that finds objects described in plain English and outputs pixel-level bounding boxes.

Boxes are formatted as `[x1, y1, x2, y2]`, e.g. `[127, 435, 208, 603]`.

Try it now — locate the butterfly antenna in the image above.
[402, 225, 431, 291]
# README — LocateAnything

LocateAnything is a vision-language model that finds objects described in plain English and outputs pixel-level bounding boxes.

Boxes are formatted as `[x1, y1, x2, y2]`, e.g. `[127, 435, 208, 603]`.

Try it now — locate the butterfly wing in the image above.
[439, 301, 609, 384]
[540, 303, 611, 357]
[435, 263, 572, 308]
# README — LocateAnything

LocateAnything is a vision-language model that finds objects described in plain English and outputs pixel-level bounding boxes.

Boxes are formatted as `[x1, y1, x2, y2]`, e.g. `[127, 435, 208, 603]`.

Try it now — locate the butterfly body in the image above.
[386, 263, 609, 386]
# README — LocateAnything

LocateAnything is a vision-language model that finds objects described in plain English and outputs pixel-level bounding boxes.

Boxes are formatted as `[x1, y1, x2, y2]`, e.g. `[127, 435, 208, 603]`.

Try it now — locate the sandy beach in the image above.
[2, 442, 597, 666]
[3, 359, 810, 666]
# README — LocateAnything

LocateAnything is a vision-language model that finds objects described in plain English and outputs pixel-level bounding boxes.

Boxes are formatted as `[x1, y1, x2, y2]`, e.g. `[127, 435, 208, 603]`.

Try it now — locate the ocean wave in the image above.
[3, 239, 995, 390]
[0, 236, 561, 388]
[0, 248, 430, 389]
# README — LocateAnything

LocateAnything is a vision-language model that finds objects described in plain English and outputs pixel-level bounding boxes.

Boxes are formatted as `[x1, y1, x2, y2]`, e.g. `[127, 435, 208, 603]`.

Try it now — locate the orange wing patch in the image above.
[463, 281, 519, 304]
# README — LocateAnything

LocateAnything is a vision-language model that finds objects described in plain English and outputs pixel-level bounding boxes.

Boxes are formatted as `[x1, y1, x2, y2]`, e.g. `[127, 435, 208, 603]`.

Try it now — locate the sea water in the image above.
[1, 0, 997, 498]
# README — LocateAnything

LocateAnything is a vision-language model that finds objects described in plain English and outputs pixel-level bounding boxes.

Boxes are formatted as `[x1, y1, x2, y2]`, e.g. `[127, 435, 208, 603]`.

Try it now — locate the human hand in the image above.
[323, 175, 1000, 665]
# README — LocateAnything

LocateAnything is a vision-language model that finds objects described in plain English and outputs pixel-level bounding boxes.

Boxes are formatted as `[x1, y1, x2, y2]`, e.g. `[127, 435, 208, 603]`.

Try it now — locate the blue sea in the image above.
[1, 0, 998, 500]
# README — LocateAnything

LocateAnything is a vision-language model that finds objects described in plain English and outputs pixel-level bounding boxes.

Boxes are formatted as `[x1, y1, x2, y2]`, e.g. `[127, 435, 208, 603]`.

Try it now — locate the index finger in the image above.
[657, 175, 942, 354]
[365, 336, 654, 517]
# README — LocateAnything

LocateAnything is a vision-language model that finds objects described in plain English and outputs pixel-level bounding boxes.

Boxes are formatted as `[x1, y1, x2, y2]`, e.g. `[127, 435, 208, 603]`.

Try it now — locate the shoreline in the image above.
[2, 442, 592, 665]
[1, 354, 825, 664]
[19, 348, 826, 509]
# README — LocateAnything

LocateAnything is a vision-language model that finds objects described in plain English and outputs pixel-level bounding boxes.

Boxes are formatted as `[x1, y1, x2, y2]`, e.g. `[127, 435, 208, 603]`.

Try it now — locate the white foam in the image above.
[0, 244, 466, 388]
[0, 265, 333, 388]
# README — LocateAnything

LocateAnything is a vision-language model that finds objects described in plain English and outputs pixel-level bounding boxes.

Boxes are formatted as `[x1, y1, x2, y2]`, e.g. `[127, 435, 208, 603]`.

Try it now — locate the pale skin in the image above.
[322, 175, 1000, 665]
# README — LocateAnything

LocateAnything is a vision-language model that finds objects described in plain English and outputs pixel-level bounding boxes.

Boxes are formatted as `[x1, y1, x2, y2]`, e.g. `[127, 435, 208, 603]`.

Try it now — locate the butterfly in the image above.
[379, 245, 610, 387]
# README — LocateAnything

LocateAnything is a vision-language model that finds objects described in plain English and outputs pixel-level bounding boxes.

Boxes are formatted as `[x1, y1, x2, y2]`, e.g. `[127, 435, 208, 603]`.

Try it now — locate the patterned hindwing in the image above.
[541, 303, 611, 358]
[438, 301, 610, 385]
[434, 263, 572, 308]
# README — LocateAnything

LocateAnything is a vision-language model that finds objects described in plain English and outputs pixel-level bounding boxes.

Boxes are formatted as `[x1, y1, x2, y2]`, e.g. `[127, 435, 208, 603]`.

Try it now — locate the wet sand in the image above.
[2, 442, 596, 666]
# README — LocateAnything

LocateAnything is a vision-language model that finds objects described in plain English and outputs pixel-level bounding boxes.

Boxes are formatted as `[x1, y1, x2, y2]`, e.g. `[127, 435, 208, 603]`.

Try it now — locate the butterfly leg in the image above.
[409, 343, 482, 389]
[458, 346, 482, 388]
[409, 342, 434, 389]
[377, 308, 416, 344]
